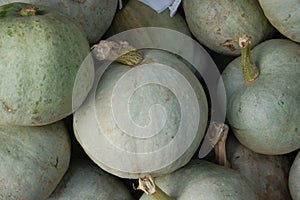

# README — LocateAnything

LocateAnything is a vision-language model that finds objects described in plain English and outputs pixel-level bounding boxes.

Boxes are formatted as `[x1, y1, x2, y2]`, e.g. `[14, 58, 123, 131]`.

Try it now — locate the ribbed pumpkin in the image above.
[258, 0, 300, 43]
[0, 0, 118, 43]
[139, 159, 258, 200]
[48, 158, 134, 200]
[0, 121, 71, 200]
[289, 150, 300, 200]
[105, 0, 191, 36]
[183, 0, 274, 55]
[0, 3, 94, 126]
[74, 49, 208, 178]
[222, 37, 300, 154]
[227, 134, 292, 199]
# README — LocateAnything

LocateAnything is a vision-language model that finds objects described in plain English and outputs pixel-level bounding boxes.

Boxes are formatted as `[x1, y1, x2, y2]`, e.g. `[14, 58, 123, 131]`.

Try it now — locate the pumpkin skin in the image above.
[0, 121, 71, 200]
[222, 39, 300, 155]
[105, 0, 191, 36]
[0, 0, 118, 43]
[227, 134, 292, 200]
[0, 3, 94, 126]
[140, 159, 258, 200]
[289, 151, 300, 200]
[48, 158, 134, 200]
[258, 0, 300, 43]
[74, 49, 208, 178]
[183, 0, 274, 56]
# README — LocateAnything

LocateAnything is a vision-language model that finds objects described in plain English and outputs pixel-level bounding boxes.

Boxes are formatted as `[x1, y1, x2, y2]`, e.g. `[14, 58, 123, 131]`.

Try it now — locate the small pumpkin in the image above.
[183, 0, 274, 55]
[289, 150, 300, 200]
[0, 0, 118, 43]
[0, 3, 94, 126]
[105, 0, 191, 37]
[227, 134, 292, 199]
[222, 35, 300, 155]
[0, 121, 71, 200]
[139, 159, 258, 200]
[74, 49, 208, 178]
[258, 0, 300, 43]
[48, 158, 134, 200]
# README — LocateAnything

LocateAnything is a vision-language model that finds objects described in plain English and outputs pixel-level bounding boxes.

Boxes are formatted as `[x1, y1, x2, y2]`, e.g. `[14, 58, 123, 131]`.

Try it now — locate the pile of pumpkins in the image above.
[0, 0, 299, 199]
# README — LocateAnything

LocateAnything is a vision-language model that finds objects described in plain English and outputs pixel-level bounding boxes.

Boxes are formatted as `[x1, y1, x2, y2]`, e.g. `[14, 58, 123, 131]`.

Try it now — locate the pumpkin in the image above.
[289, 150, 300, 200]
[74, 49, 208, 178]
[139, 159, 258, 200]
[182, 0, 275, 56]
[105, 0, 191, 37]
[258, 0, 300, 43]
[227, 134, 292, 199]
[0, 0, 118, 43]
[0, 121, 71, 200]
[48, 158, 134, 200]
[222, 36, 300, 155]
[0, 2, 94, 126]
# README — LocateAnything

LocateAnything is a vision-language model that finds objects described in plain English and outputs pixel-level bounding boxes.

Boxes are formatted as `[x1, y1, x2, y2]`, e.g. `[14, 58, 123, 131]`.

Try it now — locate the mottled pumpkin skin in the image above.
[227, 135, 292, 200]
[0, 121, 71, 200]
[258, 0, 300, 43]
[0, 0, 118, 43]
[183, 0, 274, 55]
[48, 159, 134, 200]
[105, 0, 191, 36]
[289, 151, 300, 200]
[222, 39, 300, 155]
[0, 3, 94, 126]
[140, 159, 258, 200]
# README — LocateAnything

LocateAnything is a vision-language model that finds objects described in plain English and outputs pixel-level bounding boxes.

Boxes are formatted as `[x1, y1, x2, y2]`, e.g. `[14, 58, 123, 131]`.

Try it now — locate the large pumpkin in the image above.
[183, 0, 274, 55]
[0, 121, 71, 200]
[0, 0, 118, 43]
[0, 3, 94, 126]
[74, 49, 208, 178]
[222, 37, 300, 154]
[258, 0, 300, 43]
[139, 159, 258, 200]
[289, 150, 300, 200]
[48, 158, 134, 200]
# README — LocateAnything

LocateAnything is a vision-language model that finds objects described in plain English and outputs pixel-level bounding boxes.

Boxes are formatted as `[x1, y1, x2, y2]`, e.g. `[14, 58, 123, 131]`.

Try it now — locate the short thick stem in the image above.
[239, 35, 259, 83]
[20, 7, 39, 16]
[136, 176, 175, 200]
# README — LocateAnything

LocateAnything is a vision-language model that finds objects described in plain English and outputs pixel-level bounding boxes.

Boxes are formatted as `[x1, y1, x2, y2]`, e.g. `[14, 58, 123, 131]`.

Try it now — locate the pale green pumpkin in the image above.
[289, 151, 300, 200]
[222, 38, 300, 154]
[0, 3, 94, 126]
[0, 121, 71, 200]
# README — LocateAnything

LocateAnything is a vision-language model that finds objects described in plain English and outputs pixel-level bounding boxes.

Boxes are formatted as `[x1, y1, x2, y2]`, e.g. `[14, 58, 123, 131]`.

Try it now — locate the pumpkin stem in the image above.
[214, 124, 231, 168]
[135, 176, 175, 200]
[91, 40, 144, 67]
[19, 7, 39, 16]
[239, 34, 259, 83]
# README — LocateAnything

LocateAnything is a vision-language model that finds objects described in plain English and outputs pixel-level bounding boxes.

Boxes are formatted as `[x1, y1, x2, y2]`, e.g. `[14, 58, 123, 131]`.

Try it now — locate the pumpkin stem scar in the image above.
[0, 99, 15, 113]
[214, 124, 231, 168]
[91, 40, 144, 67]
[134, 176, 175, 200]
[19, 7, 39, 16]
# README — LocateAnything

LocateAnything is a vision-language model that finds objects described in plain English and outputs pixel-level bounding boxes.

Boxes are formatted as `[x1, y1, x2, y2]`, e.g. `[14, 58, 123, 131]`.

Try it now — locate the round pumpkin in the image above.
[258, 0, 300, 43]
[105, 0, 191, 37]
[139, 159, 258, 200]
[48, 158, 134, 200]
[74, 49, 208, 178]
[0, 121, 71, 199]
[0, 0, 118, 43]
[183, 0, 275, 55]
[222, 38, 300, 154]
[0, 3, 94, 126]
[227, 134, 292, 199]
[289, 150, 300, 200]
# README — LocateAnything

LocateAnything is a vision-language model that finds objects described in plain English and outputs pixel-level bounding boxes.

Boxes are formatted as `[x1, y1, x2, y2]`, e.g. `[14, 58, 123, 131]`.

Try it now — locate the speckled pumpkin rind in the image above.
[222, 39, 300, 154]
[289, 151, 300, 200]
[0, 3, 94, 126]
[0, 121, 71, 200]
